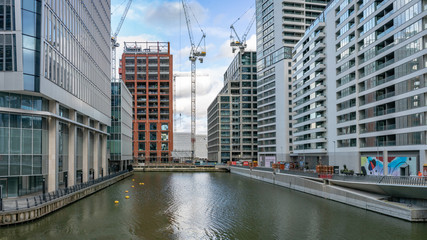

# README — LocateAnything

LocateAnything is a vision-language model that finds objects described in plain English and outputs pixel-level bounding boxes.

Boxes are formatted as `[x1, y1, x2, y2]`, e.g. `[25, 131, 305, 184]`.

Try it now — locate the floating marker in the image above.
[132, 179, 135, 181]
[125, 196, 130, 199]
[125, 190, 128, 193]
[114, 200, 119, 204]
[132, 185, 134, 188]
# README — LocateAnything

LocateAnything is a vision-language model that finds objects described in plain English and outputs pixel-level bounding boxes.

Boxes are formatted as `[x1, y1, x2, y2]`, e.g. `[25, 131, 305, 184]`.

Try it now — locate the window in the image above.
[150, 123, 157, 130]
[161, 133, 168, 141]
[161, 123, 168, 130]
[161, 143, 168, 151]
[0, 0, 15, 31]
[150, 132, 156, 141]
[138, 132, 145, 141]
[150, 143, 156, 151]
[22, 1, 42, 91]
[0, 34, 17, 71]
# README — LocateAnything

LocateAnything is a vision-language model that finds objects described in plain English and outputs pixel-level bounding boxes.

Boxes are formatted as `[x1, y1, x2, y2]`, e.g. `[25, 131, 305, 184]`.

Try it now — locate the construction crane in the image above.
[173, 73, 208, 133]
[111, 0, 132, 81]
[181, 0, 206, 162]
[230, 7, 256, 53]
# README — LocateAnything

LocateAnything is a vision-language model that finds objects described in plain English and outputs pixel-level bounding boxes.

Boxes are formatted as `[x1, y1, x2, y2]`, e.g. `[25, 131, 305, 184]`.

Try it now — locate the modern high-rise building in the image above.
[292, 0, 427, 175]
[207, 51, 258, 163]
[108, 80, 133, 172]
[255, 0, 328, 167]
[0, 0, 111, 197]
[120, 42, 173, 163]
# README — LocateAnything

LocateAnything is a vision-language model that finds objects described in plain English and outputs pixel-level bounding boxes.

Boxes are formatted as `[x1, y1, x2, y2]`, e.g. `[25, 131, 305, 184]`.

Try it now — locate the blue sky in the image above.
[111, 0, 256, 135]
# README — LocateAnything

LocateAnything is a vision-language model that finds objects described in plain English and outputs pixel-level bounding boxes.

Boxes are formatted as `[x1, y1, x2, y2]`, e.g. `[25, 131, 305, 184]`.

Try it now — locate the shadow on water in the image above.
[1, 172, 427, 240]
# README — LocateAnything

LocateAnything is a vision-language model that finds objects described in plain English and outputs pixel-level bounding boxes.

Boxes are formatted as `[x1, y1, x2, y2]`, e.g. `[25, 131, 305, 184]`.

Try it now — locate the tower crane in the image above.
[181, 0, 206, 162]
[111, 0, 132, 81]
[230, 8, 256, 53]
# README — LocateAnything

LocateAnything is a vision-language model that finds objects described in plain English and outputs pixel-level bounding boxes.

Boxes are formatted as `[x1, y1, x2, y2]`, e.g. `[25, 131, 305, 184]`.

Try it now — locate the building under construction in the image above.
[120, 42, 174, 162]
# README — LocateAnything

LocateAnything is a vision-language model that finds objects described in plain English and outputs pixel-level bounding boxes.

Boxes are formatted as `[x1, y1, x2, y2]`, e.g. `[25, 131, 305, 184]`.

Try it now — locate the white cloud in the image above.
[210, 39, 235, 63]
[245, 34, 257, 52]
[121, 0, 208, 36]
[173, 65, 227, 135]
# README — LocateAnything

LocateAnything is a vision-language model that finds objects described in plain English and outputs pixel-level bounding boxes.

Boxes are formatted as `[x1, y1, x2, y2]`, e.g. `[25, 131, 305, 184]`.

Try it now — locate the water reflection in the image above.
[0, 172, 426, 240]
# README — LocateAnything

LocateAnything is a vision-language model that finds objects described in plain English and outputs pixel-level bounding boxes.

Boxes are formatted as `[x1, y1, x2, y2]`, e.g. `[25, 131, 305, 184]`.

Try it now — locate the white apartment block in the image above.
[256, 0, 327, 167]
[292, 0, 427, 176]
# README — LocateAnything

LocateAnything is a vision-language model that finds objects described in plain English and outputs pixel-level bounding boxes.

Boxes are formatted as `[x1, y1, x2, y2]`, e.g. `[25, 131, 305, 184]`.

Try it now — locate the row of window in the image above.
[137, 142, 169, 152]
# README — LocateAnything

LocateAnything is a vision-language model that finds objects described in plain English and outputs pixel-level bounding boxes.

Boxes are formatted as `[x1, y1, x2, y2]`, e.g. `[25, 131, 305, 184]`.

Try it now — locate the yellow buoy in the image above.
[141, 183, 144, 185]
[132, 185, 134, 188]
[125, 190, 128, 193]
[114, 200, 119, 204]
[132, 179, 135, 181]
[125, 196, 130, 199]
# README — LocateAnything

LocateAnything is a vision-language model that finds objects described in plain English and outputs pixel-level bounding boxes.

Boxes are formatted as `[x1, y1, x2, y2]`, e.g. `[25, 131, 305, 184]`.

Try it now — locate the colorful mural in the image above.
[361, 157, 384, 176]
[361, 156, 417, 176]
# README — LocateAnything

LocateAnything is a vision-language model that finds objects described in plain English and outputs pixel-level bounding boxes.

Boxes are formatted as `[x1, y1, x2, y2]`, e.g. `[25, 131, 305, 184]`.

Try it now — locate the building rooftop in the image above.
[123, 42, 169, 54]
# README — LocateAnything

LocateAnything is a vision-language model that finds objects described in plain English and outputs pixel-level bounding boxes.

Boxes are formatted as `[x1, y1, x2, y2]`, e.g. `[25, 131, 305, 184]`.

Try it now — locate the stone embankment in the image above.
[230, 167, 427, 222]
[133, 164, 229, 172]
[0, 171, 133, 226]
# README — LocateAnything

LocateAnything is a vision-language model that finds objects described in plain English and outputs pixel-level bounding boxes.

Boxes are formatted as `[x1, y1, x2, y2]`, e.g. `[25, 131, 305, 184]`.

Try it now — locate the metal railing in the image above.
[0, 170, 129, 212]
[233, 166, 427, 186]
[331, 175, 427, 186]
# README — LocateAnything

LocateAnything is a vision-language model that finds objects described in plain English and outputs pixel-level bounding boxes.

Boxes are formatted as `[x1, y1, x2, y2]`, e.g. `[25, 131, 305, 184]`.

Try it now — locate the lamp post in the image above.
[42, 177, 46, 202]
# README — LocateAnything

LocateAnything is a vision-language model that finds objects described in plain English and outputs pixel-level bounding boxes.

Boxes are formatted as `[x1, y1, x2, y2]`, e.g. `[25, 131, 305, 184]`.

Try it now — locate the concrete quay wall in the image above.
[0, 172, 133, 226]
[230, 167, 427, 222]
[133, 166, 229, 172]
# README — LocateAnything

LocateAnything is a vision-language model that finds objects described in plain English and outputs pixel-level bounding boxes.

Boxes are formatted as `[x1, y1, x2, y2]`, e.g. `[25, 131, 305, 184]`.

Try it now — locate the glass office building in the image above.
[108, 80, 132, 172]
[208, 51, 258, 163]
[0, 0, 111, 197]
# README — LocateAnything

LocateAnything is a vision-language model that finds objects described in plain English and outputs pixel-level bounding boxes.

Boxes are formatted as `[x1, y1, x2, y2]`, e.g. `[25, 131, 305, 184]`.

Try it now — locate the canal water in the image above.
[1, 172, 427, 239]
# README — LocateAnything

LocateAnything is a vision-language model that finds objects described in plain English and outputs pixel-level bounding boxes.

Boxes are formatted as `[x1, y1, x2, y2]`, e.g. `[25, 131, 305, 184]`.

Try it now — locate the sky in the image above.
[111, 0, 256, 135]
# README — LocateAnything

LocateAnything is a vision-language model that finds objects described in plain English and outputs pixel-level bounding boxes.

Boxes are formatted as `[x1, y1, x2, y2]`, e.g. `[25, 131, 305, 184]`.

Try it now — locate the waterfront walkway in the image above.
[0, 170, 130, 213]
[230, 166, 427, 221]
[253, 166, 427, 200]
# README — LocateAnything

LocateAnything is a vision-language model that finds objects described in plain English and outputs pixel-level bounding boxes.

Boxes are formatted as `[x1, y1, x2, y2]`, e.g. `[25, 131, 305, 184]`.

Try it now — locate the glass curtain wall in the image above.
[58, 122, 68, 188]
[0, 112, 48, 197]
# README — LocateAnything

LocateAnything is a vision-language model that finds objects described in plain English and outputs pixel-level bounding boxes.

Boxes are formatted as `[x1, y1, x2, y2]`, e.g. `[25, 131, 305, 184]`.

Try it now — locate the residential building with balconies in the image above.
[292, 0, 427, 175]
[256, 0, 328, 167]
[120, 42, 173, 163]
